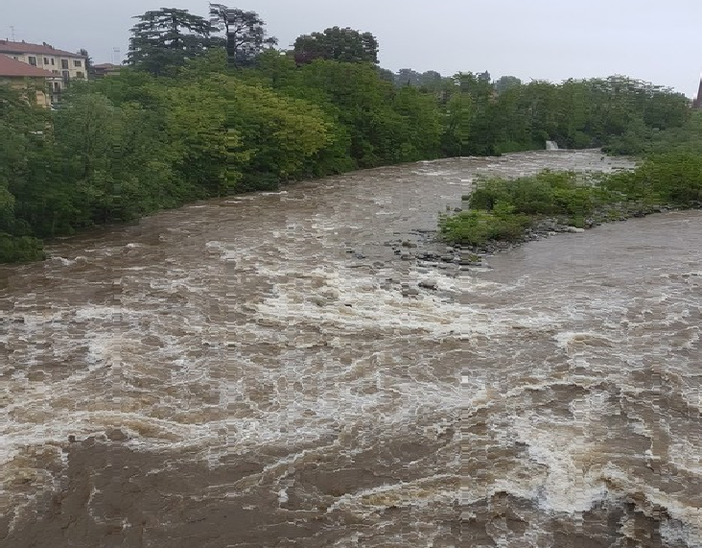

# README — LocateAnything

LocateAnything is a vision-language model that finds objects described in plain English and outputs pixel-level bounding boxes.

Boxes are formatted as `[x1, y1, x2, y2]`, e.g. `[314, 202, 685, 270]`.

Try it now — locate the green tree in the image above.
[209, 3, 230, 35]
[293, 27, 379, 64]
[52, 91, 126, 226]
[392, 86, 441, 160]
[0, 85, 66, 254]
[456, 72, 496, 155]
[440, 86, 472, 156]
[165, 76, 228, 196]
[77, 48, 94, 78]
[127, 8, 215, 76]
[230, 81, 333, 189]
[294, 60, 402, 167]
[378, 67, 395, 84]
[494, 75, 521, 94]
[396, 68, 422, 87]
[226, 8, 277, 68]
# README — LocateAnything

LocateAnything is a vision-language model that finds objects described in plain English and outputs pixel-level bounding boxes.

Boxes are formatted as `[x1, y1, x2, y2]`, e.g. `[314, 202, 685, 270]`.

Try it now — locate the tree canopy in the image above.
[494, 75, 522, 94]
[293, 27, 379, 64]
[225, 7, 277, 68]
[127, 8, 215, 76]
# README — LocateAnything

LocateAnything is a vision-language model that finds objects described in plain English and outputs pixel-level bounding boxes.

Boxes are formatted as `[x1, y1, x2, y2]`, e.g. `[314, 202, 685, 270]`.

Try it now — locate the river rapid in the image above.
[0, 150, 700, 547]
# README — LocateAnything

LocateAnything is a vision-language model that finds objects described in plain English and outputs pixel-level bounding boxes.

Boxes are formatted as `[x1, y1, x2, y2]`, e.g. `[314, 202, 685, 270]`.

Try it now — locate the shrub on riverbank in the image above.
[469, 170, 603, 220]
[441, 152, 702, 248]
[440, 206, 530, 247]
[0, 234, 45, 263]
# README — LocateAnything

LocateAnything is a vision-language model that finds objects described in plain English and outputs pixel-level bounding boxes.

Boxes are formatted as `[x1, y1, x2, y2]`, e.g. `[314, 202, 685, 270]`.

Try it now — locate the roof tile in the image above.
[0, 54, 57, 77]
[0, 40, 85, 59]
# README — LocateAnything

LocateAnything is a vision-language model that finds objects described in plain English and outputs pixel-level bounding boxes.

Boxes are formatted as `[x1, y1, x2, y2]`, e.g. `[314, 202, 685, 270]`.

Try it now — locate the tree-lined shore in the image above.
[0, 4, 695, 263]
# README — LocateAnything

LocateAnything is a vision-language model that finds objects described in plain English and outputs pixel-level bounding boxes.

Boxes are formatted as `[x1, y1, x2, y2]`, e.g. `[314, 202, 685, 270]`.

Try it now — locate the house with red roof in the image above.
[0, 39, 88, 95]
[92, 63, 121, 78]
[0, 54, 62, 108]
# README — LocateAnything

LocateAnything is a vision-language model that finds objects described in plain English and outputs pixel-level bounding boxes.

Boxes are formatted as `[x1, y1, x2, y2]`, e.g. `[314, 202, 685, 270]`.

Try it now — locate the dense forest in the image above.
[0, 4, 695, 262]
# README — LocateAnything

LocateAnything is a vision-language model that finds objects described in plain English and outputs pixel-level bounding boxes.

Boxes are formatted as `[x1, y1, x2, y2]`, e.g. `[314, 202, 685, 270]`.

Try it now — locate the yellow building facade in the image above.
[0, 40, 88, 94]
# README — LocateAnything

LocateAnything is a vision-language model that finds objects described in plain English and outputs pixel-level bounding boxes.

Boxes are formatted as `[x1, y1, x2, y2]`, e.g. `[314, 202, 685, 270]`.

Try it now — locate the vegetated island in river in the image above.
[440, 113, 702, 254]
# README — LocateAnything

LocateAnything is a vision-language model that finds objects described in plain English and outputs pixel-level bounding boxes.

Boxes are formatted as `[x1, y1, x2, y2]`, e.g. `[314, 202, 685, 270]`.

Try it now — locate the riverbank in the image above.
[0, 146, 597, 266]
[444, 201, 698, 259]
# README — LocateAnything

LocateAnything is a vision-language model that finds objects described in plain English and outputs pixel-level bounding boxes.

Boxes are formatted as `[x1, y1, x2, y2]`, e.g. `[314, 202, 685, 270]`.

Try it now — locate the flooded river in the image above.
[1, 151, 700, 547]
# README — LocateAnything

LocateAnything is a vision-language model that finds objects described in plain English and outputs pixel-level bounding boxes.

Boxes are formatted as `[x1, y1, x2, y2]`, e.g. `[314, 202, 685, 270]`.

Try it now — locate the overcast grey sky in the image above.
[2, 1, 701, 96]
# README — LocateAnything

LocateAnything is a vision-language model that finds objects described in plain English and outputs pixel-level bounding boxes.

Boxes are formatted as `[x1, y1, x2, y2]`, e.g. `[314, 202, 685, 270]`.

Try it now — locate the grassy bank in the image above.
[441, 152, 702, 248]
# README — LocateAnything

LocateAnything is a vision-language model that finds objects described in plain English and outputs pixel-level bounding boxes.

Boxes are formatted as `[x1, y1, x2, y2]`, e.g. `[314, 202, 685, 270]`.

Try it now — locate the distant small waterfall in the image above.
[545, 140, 559, 151]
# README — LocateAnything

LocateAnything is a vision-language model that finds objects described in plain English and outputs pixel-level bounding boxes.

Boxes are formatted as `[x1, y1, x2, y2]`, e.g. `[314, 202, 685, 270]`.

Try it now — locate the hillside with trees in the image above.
[0, 3, 694, 263]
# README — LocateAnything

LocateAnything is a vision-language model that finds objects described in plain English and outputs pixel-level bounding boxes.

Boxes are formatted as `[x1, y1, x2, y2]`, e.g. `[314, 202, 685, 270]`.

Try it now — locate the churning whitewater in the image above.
[1, 150, 700, 547]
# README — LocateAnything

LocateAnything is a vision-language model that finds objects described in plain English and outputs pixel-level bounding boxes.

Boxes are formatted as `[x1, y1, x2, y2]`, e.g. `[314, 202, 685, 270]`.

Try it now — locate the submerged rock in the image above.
[418, 279, 438, 290]
[106, 428, 129, 442]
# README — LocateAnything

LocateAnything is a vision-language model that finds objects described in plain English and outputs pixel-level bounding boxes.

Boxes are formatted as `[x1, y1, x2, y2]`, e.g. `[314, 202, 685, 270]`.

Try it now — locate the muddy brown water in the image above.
[1, 151, 700, 547]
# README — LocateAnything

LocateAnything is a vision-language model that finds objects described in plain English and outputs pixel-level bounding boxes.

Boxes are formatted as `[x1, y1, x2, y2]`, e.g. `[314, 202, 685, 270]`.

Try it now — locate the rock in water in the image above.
[106, 428, 129, 442]
[419, 279, 438, 290]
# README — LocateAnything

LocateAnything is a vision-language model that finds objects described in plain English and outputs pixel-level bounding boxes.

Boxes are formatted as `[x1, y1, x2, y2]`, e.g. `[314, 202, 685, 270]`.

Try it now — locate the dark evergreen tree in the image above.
[293, 27, 379, 65]
[225, 8, 277, 68]
[494, 75, 522, 94]
[209, 3, 230, 35]
[127, 8, 215, 76]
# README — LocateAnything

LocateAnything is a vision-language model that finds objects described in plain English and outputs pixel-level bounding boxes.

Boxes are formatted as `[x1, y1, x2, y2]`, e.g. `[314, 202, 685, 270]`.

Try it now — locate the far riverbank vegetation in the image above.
[0, 3, 697, 263]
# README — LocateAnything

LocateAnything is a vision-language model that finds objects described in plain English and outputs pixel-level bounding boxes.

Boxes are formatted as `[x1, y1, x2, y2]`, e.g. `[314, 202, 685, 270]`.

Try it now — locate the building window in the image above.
[76, 71, 84, 79]
[62, 70, 70, 83]
[73, 60, 82, 67]
[44, 57, 50, 64]
[28, 56, 37, 66]
[51, 58, 55, 65]
[61, 59, 69, 69]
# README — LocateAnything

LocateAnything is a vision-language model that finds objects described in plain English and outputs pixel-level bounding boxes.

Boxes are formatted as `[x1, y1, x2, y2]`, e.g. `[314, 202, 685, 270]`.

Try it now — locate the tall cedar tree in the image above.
[127, 8, 215, 76]
[209, 3, 230, 35]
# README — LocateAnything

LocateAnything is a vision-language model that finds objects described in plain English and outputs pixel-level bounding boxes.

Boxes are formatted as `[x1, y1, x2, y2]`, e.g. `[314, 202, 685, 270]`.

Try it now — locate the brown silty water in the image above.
[0, 150, 699, 547]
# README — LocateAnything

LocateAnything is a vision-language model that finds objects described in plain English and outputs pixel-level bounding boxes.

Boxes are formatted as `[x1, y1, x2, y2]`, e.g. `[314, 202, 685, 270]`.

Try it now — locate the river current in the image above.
[0, 150, 700, 547]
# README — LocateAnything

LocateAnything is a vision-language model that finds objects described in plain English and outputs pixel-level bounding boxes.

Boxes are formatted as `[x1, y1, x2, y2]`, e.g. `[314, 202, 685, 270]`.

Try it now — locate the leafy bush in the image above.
[0, 233, 45, 263]
[470, 170, 599, 218]
[440, 204, 530, 247]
